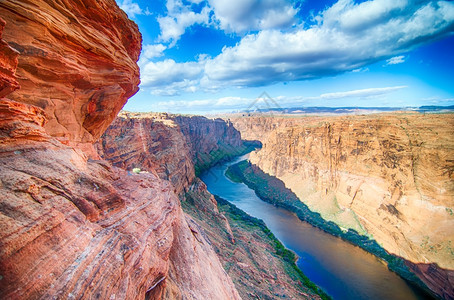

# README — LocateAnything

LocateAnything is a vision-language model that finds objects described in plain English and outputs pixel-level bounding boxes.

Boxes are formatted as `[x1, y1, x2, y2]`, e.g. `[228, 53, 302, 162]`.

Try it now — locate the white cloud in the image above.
[208, 0, 297, 32]
[150, 86, 409, 113]
[352, 67, 369, 73]
[202, 0, 454, 88]
[117, 0, 151, 18]
[324, 0, 408, 31]
[318, 86, 408, 99]
[142, 44, 167, 60]
[385, 55, 406, 65]
[157, 0, 298, 45]
[158, 2, 210, 45]
[140, 58, 206, 96]
[153, 96, 256, 113]
[141, 0, 454, 94]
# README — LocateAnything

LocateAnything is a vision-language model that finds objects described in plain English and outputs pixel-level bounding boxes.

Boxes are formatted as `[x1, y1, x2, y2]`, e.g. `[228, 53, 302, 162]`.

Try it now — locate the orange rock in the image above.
[0, 99, 49, 145]
[0, 0, 141, 151]
[0, 17, 19, 98]
[0, 5, 241, 300]
[96, 112, 196, 196]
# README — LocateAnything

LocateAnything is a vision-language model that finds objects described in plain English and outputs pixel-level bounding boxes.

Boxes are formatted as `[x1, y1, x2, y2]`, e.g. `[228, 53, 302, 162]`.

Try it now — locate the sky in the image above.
[116, 0, 454, 114]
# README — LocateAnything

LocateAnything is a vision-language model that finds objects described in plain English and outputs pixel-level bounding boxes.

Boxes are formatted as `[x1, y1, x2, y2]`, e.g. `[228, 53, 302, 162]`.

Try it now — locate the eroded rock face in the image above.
[0, 120, 240, 299]
[0, 17, 19, 98]
[97, 112, 246, 194]
[96, 112, 195, 196]
[0, 6, 240, 300]
[174, 115, 244, 171]
[232, 113, 454, 297]
[0, 0, 141, 154]
[174, 115, 243, 155]
[98, 112, 323, 299]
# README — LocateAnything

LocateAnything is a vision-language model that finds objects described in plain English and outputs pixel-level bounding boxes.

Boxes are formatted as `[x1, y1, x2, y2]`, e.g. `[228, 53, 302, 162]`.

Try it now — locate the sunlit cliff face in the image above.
[232, 113, 454, 298]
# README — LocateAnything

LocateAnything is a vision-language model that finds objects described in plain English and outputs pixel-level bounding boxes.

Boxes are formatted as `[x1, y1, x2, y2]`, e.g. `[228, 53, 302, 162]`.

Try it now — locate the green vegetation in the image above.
[226, 160, 434, 298]
[194, 141, 260, 176]
[215, 196, 331, 300]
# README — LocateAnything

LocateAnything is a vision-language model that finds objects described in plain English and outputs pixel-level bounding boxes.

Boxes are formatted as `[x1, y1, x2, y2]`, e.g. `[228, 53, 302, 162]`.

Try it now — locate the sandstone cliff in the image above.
[173, 115, 249, 175]
[96, 112, 251, 194]
[0, 3, 240, 299]
[96, 112, 195, 196]
[98, 112, 325, 299]
[232, 113, 454, 298]
[0, 0, 141, 156]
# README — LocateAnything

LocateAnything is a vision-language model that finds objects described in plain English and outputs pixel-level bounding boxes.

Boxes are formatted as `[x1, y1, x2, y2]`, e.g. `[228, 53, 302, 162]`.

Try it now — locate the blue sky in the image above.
[116, 0, 454, 114]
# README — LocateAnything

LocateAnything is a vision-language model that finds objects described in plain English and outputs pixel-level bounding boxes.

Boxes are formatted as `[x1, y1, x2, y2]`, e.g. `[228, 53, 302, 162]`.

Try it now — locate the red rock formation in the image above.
[98, 112, 324, 299]
[0, 17, 19, 98]
[174, 115, 243, 156]
[174, 115, 244, 172]
[96, 112, 195, 196]
[0, 127, 240, 299]
[0, 0, 141, 156]
[97, 112, 247, 194]
[0, 5, 241, 300]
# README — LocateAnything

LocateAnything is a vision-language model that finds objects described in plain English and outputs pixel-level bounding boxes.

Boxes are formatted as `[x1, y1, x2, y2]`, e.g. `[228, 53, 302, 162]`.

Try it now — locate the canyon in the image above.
[0, 1, 242, 299]
[231, 113, 454, 298]
[96, 112, 326, 299]
[1, 0, 452, 299]
[0, 1, 323, 299]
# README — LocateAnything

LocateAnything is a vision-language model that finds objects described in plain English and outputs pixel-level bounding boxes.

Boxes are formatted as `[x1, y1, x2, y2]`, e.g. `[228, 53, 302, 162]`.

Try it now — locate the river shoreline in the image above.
[213, 158, 436, 299]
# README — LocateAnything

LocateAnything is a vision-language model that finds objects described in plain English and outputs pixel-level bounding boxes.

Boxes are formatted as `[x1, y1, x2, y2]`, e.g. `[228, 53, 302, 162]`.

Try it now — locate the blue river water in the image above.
[200, 154, 430, 300]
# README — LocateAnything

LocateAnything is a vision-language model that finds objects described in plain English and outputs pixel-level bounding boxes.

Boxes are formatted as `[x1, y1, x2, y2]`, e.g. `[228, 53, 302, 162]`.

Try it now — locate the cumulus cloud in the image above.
[208, 0, 297, 32]
[203, 0, 454, 88]
[140, 58, 206, 96]
[158, 0, 211, 45]
[141, 0, 454, 94]
[158, 8, 210, 44]
[157, 0, 298, 45]
[118, 0, 151, 18]
[142, 44, 167, 60]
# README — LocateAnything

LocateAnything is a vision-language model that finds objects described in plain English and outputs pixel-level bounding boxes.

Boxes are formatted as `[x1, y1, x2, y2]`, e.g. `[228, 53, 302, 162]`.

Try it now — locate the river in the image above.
[200, 154, 430, 300]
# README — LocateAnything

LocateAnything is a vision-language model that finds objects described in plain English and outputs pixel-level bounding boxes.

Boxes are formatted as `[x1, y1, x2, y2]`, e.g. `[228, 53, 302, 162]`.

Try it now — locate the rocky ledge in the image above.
[0, 3, 240, 299]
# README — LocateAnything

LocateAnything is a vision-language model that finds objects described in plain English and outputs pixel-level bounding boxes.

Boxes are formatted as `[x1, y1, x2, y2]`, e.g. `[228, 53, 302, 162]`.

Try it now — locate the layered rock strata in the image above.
[96, 112, 195, 196]
[97, 112, 250, 194]
[0, 17, 19, 98]
[0, 117, 238, 299]
[98, 112, 325, 299]
[0, 4, 240, 300]
[232, 113, 454, 298]
[173, 115, 246, 174]
[0, 0, 141, 156]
